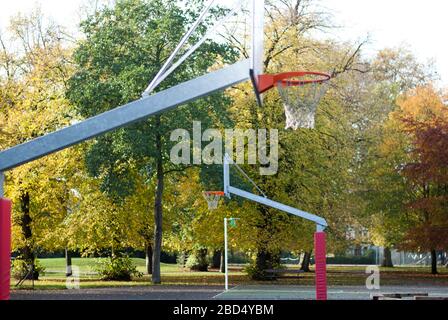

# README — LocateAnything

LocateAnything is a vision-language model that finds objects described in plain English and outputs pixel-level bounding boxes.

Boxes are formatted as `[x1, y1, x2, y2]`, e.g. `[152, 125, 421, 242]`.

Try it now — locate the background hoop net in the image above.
[277, 74, 330, 130]
[203, 191, 224, 210]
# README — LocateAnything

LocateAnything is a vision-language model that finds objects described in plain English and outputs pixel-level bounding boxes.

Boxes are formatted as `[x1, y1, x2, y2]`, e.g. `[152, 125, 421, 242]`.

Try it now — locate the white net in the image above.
[277, 80, 329, 130]
[203, 192, 223, 210]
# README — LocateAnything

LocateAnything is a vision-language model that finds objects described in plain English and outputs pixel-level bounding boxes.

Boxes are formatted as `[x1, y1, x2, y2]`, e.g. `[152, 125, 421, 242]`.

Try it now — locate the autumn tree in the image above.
[356, 48, 437, 267]
[0, 9, 78, 277]
[396, 86, 448, 274]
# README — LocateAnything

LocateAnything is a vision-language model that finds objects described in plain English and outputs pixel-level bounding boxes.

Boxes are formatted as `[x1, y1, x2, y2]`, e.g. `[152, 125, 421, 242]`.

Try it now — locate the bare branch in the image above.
[331, 39, 370, 78]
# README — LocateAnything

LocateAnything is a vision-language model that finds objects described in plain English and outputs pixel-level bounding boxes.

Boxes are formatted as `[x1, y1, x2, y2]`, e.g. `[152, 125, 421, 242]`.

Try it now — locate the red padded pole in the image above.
[314, 231, 327, 300]
[0, 198, 11, 301]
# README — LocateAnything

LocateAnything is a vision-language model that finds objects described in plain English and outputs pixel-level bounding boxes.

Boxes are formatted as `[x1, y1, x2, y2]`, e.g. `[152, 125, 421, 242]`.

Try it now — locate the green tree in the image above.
[66, 0, 235, 283]
[222, 0, 369, 277]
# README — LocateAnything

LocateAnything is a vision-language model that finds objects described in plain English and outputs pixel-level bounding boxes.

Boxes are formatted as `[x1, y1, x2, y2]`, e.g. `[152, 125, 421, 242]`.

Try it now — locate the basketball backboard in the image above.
[250, 0, 265, 106]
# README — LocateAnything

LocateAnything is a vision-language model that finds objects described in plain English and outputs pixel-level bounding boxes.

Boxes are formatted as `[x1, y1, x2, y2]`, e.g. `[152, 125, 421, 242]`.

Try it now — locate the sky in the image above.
[0, 0, 447, 86]
[319, 0, 448, 86]
[0, 0, 85, 32]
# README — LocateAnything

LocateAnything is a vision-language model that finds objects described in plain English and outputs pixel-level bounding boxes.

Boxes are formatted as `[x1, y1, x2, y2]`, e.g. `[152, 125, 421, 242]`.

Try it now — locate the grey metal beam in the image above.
[223, 153, 327, 229]
[0, 59, 250, 172]
[223, 154, 230, 198]
[228, 186, 328, 228]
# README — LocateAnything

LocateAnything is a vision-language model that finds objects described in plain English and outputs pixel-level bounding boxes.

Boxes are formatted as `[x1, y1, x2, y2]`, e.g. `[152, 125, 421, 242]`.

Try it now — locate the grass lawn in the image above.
[11, 258, 448, 291]
[39, 258, 180, 276]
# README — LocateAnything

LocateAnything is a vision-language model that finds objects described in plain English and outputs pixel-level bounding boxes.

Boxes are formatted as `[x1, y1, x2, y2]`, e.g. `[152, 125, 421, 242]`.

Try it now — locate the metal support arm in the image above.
[0, 60, 250, 172]
[228, 186, 328, 229]
[223, 153, 327, 229]
[142, 0, 216, 95]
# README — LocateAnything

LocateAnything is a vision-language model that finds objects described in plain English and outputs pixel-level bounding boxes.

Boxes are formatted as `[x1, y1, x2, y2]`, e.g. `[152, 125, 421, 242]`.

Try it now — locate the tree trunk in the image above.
[430, 249, 438, 275]
[354, 245, 362, 257]
[255, 250, 270, 279]
[145, 243, 153, 275]
[65, 248, 72, 277]
[220, 248, 225, 273]
[19, 191, 38, 280]
[301, 251, 312, 272]
[178, 251, 188, 268]
[440, 251, 447, 267]
[252, 249, 280, 280]
[381, 247, 394, 268]
[152, 117, 164, 284]
[192, 248, 209, 272]
[211, 250, 221, 269]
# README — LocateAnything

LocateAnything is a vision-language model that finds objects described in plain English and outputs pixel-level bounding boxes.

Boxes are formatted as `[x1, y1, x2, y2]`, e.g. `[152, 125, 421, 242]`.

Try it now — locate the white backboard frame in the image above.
[250, 0, 265, 106]
[251, 0, 265, 78]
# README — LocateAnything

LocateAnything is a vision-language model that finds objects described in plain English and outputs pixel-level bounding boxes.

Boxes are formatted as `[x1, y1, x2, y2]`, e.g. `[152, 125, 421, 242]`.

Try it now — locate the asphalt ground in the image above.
[11, 284, 448, 300]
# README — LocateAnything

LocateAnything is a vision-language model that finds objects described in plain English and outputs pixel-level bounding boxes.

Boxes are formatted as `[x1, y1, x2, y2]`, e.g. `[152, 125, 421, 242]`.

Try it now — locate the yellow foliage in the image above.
[395, 85, 447, 123]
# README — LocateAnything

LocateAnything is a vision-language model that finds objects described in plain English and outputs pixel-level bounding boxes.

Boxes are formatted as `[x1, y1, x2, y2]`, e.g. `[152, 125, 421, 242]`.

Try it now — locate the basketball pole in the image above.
[223, 153, 328, 300]
[315, 225, 328, 301]
[224, 217, 229, 291]
[0, 171, 12, 301]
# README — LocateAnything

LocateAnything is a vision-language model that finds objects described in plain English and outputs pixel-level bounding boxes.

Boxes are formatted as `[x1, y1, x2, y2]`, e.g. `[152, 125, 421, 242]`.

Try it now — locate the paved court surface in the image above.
[12, 286, 223, 300]
[214, 285, 448, 300]
[11, 284, 448, 300]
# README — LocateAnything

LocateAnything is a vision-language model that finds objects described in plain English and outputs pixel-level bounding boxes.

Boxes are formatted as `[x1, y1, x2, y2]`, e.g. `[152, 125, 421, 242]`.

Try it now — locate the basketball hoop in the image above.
[257, 72, 331, 130]
[203, 191, 224, 210]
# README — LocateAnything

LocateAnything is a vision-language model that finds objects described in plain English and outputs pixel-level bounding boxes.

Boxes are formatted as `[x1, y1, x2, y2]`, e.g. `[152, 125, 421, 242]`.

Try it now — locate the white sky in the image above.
[0, 0, 85, 32]
[319, 0, 448, 86]
[0, 0, 447, 86]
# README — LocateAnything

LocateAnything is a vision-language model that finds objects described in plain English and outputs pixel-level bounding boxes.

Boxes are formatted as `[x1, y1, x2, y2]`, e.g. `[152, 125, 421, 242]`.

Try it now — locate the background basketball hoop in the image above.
[257, 72, 331, 130]
[202, 191, 224, 210]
